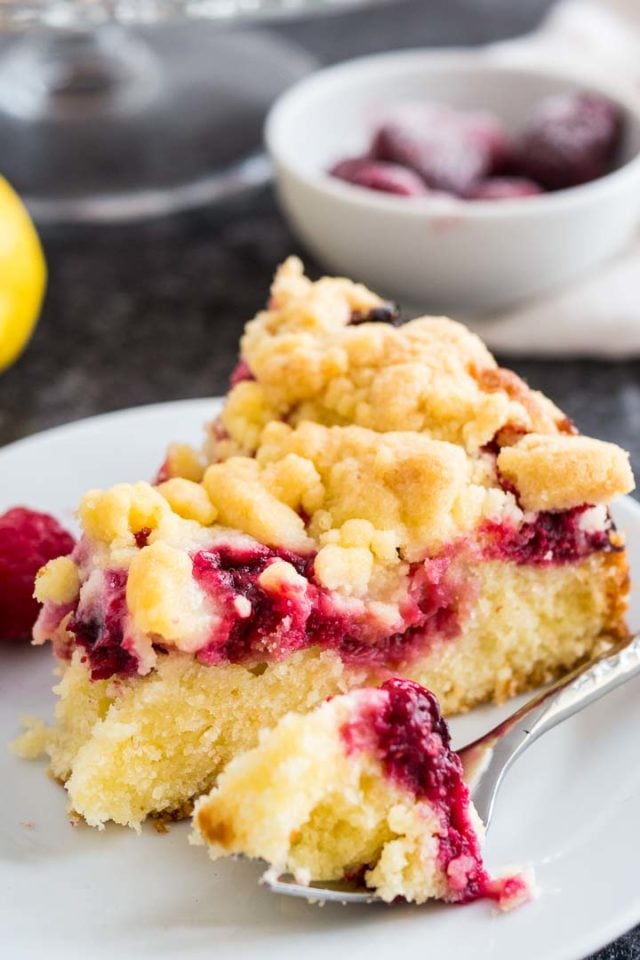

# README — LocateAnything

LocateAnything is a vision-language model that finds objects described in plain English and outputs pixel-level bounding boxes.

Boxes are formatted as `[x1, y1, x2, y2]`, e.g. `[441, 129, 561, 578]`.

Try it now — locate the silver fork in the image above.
[264, 633, 640, 904]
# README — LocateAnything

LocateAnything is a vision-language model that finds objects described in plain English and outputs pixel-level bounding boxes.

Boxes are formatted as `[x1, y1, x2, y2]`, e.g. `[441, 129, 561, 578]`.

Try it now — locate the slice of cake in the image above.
[16, 259, 633, 830]
[193, 678, 531, 910]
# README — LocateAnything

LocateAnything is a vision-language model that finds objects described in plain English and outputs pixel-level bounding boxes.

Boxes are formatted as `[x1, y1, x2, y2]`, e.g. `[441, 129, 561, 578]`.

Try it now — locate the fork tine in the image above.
[262, 873, 379, 903]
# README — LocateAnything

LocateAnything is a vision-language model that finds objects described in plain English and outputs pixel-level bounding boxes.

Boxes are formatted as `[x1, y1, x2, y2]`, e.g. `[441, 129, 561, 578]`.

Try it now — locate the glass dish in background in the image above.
[0, 0, 382, 223]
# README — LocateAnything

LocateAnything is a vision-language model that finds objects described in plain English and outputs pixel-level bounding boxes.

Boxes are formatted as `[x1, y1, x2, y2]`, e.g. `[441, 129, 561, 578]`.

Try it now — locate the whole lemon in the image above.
[0, 178, 46, 372]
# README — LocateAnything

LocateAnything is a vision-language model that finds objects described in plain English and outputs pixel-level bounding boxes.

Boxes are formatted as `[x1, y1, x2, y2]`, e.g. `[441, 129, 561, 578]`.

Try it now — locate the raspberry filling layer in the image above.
[193, 543, 463, 669]
[69, 570, 138, 681]
[341, 678, 527, 906]
[483, 505, 614, 565]
[0, 507, 75, 643]
[62, 542, 464, 679]
[192, 544, 313, 664]
[58, 500, 615, 681]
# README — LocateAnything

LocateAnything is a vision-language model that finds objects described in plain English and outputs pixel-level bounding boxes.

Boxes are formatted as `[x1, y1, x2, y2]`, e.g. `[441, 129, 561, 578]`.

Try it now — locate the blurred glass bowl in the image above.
[0, 0, 381, 223]
[0, 0, 378, 31]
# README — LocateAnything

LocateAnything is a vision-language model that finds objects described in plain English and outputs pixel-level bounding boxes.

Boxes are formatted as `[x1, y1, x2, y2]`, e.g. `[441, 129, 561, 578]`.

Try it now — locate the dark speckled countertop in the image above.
[1, 3, 639, 956]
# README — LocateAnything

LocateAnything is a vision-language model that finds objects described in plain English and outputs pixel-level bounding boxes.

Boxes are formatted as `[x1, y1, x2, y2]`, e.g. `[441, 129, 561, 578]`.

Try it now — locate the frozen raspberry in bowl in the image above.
[371, 103, 508, 195]
[515, 92, 623, 191]
[330, 157, 429, 196]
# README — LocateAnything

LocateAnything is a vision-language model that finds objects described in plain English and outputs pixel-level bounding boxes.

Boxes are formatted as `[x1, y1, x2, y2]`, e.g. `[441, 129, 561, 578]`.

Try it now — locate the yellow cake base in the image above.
[15, 551, 628, 829]
[192, 691, 459, 904]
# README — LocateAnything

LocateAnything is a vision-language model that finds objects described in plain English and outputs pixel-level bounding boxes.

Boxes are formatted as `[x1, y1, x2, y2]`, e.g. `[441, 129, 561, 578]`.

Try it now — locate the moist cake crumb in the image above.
[194, 681, 533, 908]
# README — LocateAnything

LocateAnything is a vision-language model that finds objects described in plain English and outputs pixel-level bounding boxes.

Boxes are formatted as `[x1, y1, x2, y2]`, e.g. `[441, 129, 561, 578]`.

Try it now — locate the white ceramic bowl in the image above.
[266, 50, 640, 315]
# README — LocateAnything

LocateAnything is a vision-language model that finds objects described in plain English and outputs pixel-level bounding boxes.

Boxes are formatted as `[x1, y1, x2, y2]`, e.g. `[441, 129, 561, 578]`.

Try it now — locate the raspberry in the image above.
[469, 177, 543, 200]
[330, 157, 429, 196]
[515, 92, 622, 191]
[229, 360, 254, 387]
[0, 507, 75, 641]
[371, 103, 508, 195]
[349, 302, 402, 326]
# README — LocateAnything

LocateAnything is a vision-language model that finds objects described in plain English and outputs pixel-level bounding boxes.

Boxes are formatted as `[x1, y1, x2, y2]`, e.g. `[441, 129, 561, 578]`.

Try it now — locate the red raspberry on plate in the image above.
[330, 157, 429, 196]
[0, 507, 75, 642]
[371, 103, 509, 196]
[515, 92, 623, 191]
[469, 177, 543, 200]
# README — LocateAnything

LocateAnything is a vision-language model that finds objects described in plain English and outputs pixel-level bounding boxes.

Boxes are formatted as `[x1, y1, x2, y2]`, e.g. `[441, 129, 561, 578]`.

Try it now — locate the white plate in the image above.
[1, 398, 639, 960]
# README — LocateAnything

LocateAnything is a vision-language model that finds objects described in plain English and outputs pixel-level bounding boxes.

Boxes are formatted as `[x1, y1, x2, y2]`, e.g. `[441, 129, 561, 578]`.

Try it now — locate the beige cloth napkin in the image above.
[464, 0, 640, 358]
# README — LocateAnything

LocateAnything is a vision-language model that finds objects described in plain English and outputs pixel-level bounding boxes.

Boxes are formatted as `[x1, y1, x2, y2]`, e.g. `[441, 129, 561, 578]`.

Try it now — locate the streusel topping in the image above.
[214, 257, 566, 460]
[208, 258, 633, 515]
[497, 434, 633, 512]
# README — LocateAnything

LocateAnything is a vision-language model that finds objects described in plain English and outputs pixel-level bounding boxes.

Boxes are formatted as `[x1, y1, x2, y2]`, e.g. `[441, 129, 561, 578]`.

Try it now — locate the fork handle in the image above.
[460, 633, 640, 826]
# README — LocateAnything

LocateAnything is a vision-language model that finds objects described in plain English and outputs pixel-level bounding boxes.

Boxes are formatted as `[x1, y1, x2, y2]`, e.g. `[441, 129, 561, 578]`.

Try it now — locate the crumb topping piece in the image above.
[203, 458, 313, 554]
[155, 442, 206, 484]
[34, 556, 79, 605]
[79, 482, 171, 548]
[156, 478, 218, 526]
[498, 435, 634, 511]
[127, 540, 214, 655]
